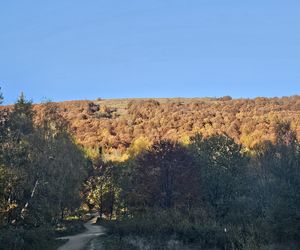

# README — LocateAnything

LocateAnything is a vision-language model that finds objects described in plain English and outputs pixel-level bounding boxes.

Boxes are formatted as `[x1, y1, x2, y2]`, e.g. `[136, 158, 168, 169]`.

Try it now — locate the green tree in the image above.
[30, 102, 88, 221]
[84, 159, 123, 219]
[0, 93, 36, 225]
[0, 88, 3, 104]
[255, 121, 300, 244]
[0, 98, 88, 226]
[130, 140, 200, 212]
[189, 134, 251, 224]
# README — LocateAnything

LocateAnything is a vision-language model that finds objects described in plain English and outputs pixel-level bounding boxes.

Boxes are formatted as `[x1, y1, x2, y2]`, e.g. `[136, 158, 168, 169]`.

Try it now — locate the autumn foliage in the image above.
[10, 96, 300, 160]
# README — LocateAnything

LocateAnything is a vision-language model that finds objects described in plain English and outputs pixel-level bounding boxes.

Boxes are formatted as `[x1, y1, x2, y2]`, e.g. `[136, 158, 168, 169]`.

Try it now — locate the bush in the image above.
[55, 220, 85, 236]
[98, 210, 247, 249]
[0, 226, 58, 250]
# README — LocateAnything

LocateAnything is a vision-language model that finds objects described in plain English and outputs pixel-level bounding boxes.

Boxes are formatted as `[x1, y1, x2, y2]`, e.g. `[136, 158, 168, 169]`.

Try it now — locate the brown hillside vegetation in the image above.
[6, 96, 300, 160]
[3, 95, 300, 249]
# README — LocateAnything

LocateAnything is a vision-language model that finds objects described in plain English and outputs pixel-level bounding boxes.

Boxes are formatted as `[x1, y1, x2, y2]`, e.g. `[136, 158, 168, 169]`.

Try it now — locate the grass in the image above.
[55, 219, 86, 237]
[93, 211, 239, 250]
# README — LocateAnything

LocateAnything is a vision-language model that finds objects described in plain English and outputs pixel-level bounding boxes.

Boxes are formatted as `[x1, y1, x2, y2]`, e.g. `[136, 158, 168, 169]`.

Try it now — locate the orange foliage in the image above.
[3, 96, 300, 156]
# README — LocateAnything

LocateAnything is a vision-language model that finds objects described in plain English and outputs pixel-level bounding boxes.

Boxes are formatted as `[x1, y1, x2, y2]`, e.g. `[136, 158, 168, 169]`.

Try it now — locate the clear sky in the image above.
[1, 0, 300, 104]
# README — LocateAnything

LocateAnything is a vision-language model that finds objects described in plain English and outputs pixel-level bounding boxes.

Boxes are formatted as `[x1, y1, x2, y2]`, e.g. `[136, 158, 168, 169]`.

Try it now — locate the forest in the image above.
[23, 95, 300, 160]
[0, 91, 300, 249]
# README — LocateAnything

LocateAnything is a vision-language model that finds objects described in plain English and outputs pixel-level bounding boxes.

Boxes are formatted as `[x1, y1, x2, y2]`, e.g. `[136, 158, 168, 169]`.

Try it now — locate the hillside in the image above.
[1, 95, 300, 249]
[23, 96, 300, 160]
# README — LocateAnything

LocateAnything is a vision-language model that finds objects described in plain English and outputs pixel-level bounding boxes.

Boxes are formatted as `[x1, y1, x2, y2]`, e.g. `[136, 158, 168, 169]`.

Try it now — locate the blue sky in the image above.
[1, 0, 300, 104]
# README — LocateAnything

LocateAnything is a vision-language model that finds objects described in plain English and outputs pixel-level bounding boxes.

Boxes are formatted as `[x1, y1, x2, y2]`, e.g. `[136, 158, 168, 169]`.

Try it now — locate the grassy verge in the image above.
[55, 219, 86, 237]
[92, 210, 245, 250]
[0, 225, 64, 250]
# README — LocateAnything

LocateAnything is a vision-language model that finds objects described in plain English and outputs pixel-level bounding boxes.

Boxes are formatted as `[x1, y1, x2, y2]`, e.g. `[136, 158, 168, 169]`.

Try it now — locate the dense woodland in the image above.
[26, 96, 300, 160]
[0, 92, 300, 249]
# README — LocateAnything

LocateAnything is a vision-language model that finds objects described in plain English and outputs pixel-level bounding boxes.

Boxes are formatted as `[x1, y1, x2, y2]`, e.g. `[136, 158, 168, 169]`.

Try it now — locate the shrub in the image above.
[0, 226, 57, 250]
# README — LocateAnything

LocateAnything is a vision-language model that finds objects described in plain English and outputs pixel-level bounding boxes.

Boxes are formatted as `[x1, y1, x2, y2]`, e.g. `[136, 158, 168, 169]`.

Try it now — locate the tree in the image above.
[254, 121, 300, 243]
[0, 88, 7, 224]
[31, 102, 88, 220]
[127, 136, 151, 158]
[129, 140, 201, 212]
[0, 93, 36, 225]
[189, 134, 251, 224]
[0, 98, 88, 226]
[84, 158, 123, 219]
[0, 88, 3, 104]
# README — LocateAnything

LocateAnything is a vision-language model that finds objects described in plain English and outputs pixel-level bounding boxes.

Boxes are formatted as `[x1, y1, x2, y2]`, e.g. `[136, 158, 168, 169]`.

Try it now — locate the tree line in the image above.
[83, 122, 300, 249]
[1, 91, 300, 249]
[0, 92, 89, 249]
[22, 96, 300, 161]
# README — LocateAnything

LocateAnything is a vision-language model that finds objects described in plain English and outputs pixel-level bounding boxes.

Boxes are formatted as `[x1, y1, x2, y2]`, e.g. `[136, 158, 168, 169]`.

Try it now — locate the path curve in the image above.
[57, 215, 105, 250]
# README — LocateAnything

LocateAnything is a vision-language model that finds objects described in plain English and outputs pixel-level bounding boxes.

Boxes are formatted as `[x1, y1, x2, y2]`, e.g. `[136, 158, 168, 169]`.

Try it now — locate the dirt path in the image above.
[57, 216, 105, 250]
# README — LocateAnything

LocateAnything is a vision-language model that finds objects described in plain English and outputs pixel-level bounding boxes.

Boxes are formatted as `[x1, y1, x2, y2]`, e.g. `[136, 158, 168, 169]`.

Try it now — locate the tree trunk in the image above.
[99, 185, 103, 219]
[61, 208, 64, 220]
[20, 179, 39, 220]
[109, 187, 115, 220]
